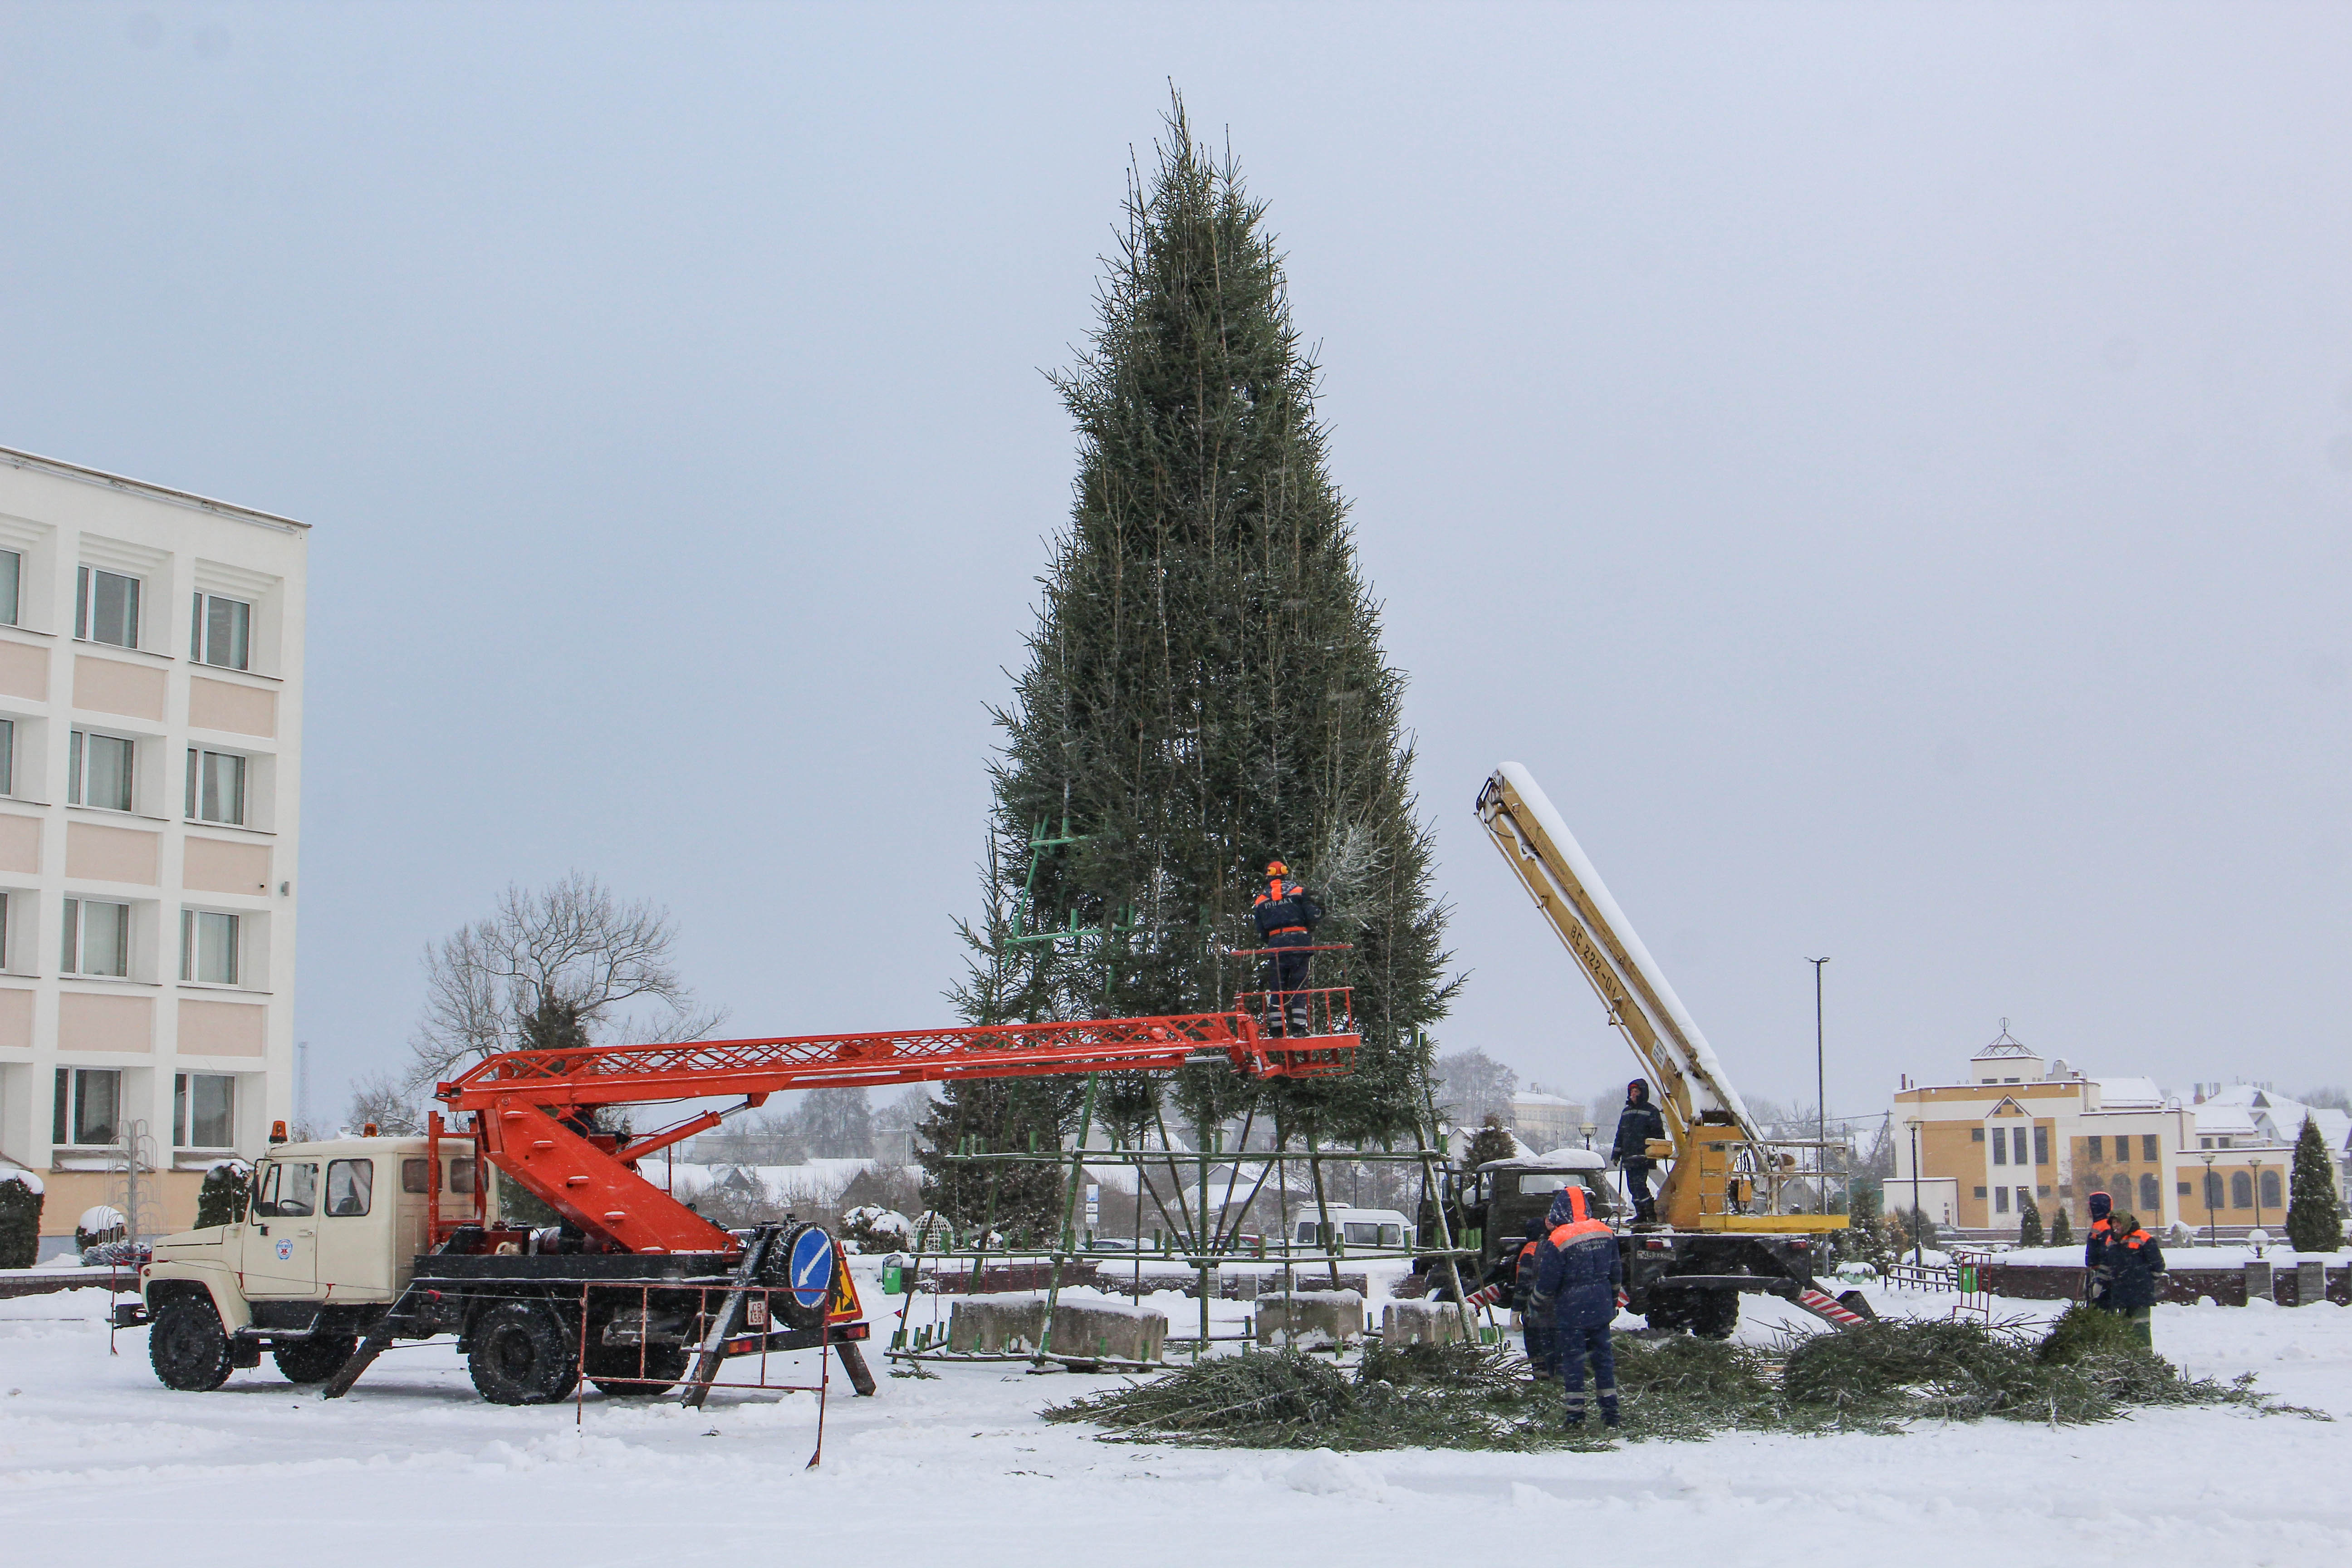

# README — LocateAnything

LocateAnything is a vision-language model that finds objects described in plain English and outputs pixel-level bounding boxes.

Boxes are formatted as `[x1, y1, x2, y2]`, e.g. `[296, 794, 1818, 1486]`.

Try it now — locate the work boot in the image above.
[1288, 1004, 1312, 1036]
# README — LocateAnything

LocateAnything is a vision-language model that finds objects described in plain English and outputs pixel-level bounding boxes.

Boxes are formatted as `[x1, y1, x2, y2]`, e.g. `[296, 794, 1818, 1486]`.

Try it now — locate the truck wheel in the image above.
[756, 1223, 834, 1331]
[585, 1342, 689, 1398]
[273, 1335, 358, 1385]
[467, 1302, 581, 1405]
[1691, 1290, 1740, 1340]
[150, 1299, 235, 1392]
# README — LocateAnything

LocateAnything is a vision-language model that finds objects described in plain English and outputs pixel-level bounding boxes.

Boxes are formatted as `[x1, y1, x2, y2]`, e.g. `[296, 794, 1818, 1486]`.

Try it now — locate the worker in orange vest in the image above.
[2083, 1190, 2115, 1310]
[1250, 859, 1323, 1036]
[2103, 1210, 2165, 1347]
[1529, 1185, 1623, 1429]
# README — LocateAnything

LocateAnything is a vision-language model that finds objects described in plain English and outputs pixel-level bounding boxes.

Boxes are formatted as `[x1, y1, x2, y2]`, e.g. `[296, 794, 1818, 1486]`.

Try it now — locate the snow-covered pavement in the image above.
[5, 1275, 2349, 1566]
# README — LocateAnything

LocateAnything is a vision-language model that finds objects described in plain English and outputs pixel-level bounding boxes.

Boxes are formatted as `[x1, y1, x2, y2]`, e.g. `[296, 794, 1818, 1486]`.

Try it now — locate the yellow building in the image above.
[1889, 1027, 2333, 1240]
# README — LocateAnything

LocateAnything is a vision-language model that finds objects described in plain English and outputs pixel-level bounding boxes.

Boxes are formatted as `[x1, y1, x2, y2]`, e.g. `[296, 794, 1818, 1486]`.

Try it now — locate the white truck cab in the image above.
[140, 1135, 490, 1385]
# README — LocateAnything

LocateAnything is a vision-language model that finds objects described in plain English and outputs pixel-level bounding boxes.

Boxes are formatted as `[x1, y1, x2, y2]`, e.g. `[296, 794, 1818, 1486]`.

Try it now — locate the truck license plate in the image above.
[747, 1298, 768, 1328]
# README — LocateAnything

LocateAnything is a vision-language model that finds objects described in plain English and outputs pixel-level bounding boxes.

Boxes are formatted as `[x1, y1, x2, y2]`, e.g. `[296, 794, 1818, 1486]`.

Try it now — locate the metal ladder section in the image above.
[678, 1226, 779, 1410]
[321, 1281, 428, 1400]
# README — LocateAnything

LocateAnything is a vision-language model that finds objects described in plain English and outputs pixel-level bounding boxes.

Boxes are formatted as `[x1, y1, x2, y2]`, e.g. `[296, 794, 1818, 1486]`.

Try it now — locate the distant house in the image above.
[1508, 1091, 1584, 1152]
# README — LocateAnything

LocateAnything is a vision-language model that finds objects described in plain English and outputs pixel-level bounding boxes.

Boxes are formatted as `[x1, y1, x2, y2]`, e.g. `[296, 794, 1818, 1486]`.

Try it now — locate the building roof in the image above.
[0, 444, 310, 534]
[2093, 1076, 2165, 1108]
[1972, 1021, 2039, 1059]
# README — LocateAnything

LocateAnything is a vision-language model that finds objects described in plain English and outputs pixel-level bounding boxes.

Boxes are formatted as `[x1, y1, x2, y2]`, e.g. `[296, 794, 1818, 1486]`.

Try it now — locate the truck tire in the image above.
[150, 1298, 235, 1392]
[585, 1341, 689, 1398]
[273, 1335, 358, 1385]
[1691, 1290, 1739, 1340]
[467, 1302, 581, 1405]
[756, 1223, 834, 1332]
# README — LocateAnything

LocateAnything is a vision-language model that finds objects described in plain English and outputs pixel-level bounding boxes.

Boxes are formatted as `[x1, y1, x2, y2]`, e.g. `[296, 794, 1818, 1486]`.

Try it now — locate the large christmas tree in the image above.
[917, 100, 1453, 1236]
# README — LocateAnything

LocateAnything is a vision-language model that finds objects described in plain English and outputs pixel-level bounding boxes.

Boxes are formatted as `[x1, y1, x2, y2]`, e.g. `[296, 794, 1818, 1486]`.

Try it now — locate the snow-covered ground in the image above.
[5, 1269, 2350, 1565]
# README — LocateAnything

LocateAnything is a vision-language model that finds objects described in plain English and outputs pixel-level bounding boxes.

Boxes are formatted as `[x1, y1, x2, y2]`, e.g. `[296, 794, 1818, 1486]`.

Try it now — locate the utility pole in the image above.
[1807, 957, 1829, 1187]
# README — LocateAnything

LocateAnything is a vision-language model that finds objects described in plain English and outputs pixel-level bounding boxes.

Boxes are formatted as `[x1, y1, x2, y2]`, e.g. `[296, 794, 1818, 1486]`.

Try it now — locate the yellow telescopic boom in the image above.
[1475, 764, 1840, 1233]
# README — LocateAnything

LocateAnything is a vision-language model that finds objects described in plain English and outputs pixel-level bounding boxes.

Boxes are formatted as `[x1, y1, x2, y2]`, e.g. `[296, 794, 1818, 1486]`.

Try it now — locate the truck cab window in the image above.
[401, 1158, 431, 1194]
[254, 1161, 318, 1218]
[325, 1159, 373, 1217]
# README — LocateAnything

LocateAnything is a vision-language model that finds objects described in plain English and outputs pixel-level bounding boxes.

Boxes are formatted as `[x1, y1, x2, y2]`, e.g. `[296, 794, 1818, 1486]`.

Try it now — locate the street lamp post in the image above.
[2199, 1152, 2218, 1247]
[2250, 1154, 2267, 1238]
[1808, 957, 1830, 1201]
[1579, 1122, 1597, 1152]
[1906, 1117, 1925, 1269]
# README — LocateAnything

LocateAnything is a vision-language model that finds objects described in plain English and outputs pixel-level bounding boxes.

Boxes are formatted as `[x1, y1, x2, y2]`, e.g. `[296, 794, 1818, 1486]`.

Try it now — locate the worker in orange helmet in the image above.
[1528, 1184, 1623, 1430]
[2083, 1191, 2115, 1311]
[1250, 859, 1324, 1036]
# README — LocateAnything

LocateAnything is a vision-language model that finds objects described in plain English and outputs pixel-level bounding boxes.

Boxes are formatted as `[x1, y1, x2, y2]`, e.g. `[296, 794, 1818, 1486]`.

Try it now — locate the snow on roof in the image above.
[1480, 1147, 1607, 1171]
[1511, 1091, 1578, 1107]
[2194, 1104, 2262, 1137]
[2094, 1076, 2164, 1108]
[2303, 1108, 2352, 1148]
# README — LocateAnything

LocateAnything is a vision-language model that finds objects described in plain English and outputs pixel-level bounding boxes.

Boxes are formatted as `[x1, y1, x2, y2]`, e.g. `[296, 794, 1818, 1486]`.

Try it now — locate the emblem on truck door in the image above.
[277, 1240, 294, 1261]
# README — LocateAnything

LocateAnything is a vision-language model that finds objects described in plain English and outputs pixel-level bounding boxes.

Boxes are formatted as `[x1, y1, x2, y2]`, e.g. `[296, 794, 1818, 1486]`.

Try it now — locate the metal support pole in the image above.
[1032, 1073, 1098, 1365]
[1808, 957, 1829, 1202]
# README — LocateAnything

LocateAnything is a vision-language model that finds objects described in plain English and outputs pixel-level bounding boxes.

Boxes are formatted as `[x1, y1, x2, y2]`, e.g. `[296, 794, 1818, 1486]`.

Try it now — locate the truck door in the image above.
[240, 1159, 320, 1298]
[316, 1158, 393, 1298]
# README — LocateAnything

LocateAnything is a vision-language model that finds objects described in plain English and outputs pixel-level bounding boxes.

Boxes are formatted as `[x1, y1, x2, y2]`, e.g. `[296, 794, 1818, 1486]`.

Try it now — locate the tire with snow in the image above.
[150, 1298, 234, 1392]
[584, 1339, 689, 1398]
[467, 1301, 580, 1405]
[755, 1223, 834, 1332]
[273, 1334, 357, 1385]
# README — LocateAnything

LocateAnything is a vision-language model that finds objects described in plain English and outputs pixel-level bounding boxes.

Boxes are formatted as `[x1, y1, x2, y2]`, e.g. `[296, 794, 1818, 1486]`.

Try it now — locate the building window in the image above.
[182, 910, 238, 985]
[2087, 1135, 2103, 1160]
[51, 1067, 122, 1146]
[2033, 1126, 2049, 1165]
[1973, 1186, 1988, 1198]
[2176, 1182, 2191, 1197]
[0, 716, 12, 797]
[185, 749, 245, 825]
[0, 549, 18, 627]
[62, 897, 129, 977]
[174, 1072, 235, 1148]
[1994, 1187, 2010, 1213]
[2231, 1171, 2253, 1209]
[2260, 1170, 2282, 1209]
[1970, 1127, 1985, 1142]
[2141, 1134, 2159, 1163]
[68, 730, 134, 812]
[75, 566, 140, 649]
[2012, 1127, 2029, 1166]
[2139, 1173, 2160, 1213]
[1991, 1129, 2008, 1165]
[2201, 1137, 2212, 1149]
[2204, 1171, 2224, 1210]
[190, 593, 250, 671]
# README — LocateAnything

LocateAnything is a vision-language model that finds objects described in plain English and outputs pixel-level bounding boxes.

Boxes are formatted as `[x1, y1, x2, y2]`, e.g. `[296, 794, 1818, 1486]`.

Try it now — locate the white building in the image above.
[0, 447, 306, 1247]
[1509, 1090, 1585, 1151]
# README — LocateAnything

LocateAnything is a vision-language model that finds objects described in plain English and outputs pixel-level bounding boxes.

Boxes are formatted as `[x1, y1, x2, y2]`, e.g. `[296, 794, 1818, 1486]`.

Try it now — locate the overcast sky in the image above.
[3, 2, 2347, 1132]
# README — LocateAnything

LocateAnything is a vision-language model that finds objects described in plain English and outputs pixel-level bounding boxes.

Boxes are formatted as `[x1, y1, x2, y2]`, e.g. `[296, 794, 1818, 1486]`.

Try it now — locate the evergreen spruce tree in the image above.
[194, 1163, 250, 1229]
[923, 99, 1452, 1235]
[2049, 1204, 2074, 1249]
[0, 1172, 40, 1269]
[2286, 1115, 2347, 1253]
[2017, 1196, 2044, 1248]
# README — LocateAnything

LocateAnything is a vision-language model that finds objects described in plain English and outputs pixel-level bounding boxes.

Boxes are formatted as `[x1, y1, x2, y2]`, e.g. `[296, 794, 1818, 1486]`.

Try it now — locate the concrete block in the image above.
[1380, 1299, 1466, 1348]
[2244, 1259, 2273, 1304]
[1256, 1289, 1364, 1349]
[2294, 1260, 2325, 1306]
[946, 1295, 1047, 1353]
[1050, 1299, 1166, 1363]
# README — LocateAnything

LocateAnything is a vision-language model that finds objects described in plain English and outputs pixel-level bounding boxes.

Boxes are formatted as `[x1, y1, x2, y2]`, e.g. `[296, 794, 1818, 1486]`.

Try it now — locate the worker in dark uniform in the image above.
[1468, 1217, 1554, 1377]
[2103, 1210, 2165, 1347]
[1529, 1185, 1622, 1429]
[2084, 1191, 2115, 1311]
[1250, 859, 1323, 1036]
[1612, 1080, 1666, 1225]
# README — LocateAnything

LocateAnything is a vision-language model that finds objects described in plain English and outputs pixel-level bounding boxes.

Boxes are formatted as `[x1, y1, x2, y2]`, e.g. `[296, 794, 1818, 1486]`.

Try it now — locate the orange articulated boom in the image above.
[436, 1002, 1356, 1259]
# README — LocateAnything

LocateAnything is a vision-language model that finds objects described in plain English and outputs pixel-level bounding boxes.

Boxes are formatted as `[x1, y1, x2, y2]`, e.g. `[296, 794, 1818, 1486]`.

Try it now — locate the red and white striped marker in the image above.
[1797, 1287, 1871, 1329]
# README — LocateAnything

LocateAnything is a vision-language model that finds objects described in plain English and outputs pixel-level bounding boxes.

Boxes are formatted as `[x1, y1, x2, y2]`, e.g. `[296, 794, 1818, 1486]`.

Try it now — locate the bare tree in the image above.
[346, 1070, 425, 1136]
[1433, 1048, 1518, 1127]
[406, 872, 723, 1092]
